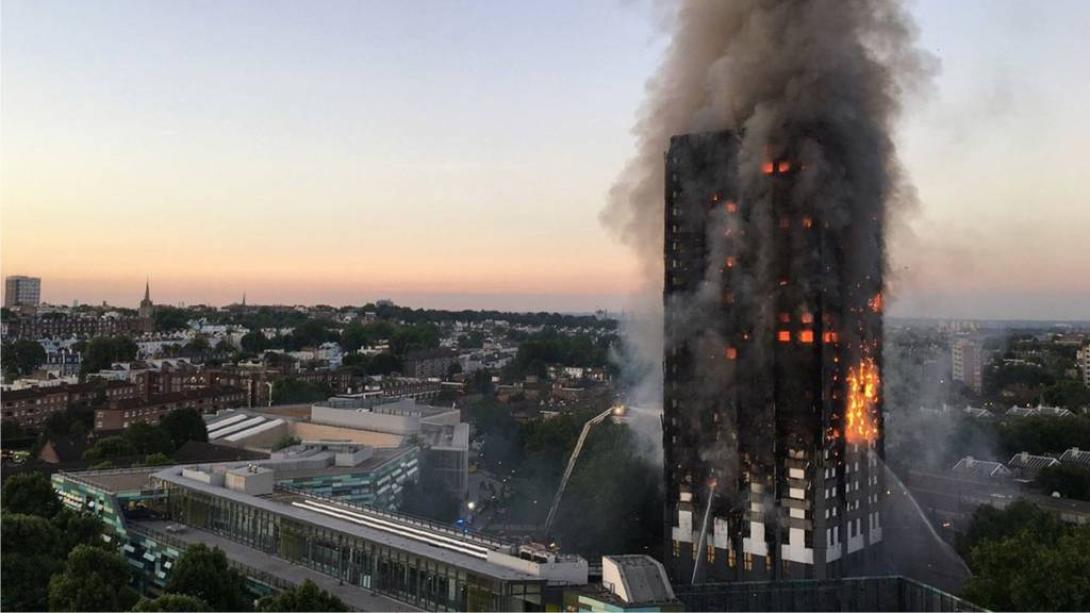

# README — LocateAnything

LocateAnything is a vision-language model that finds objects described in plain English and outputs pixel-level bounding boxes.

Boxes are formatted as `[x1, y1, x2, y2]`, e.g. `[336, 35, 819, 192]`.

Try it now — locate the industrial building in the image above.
[662, 131, 885, 583]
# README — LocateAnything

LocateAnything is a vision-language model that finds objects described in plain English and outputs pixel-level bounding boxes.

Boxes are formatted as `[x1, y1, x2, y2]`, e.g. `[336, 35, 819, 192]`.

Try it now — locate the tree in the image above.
[153, 307, 191, 332]
[1, 418, 27, 442]
[80, 336, 139, 377]
[51, 508, 107, 555]
[457, 331, 485, 349]
[256, 579, 347, 612]
[1, 471, 61, 517]
[240, 331, 269, 354]
[181, 337, 212, 359]
[997, 415, 1090, 456]
[83, 435, 138, 464]
[164, 544, 251, 611]
[1, 513, 63, 611]
[1037, 463, 1090, 500]
[467, 369, 495, 395]
[963, 524, 1090, 611]
[159, 409, 208, 448]
[270, 378, 332, 405]
[145, 452, 172, 465]
[367, 352, 402, 376]
[3, 339, 46, 379]
[957, 499, 1065, 555]
[339, 323, 368, 353]
[285, 319, 337, 350]
[272, 435, 301, 451]
[132, 594, 211, 612]
[389, 323, 440, 356]
[1043, 380, 1090, 411]
[48, 545, 139, 612]
[123, 422, 175, 456]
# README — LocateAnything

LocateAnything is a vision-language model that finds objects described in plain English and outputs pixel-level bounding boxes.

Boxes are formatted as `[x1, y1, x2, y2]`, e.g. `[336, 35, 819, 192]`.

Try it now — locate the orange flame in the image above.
[726, 201, 738, 213]
[777, 161, 791, 173]
[868, 292, 883, 313]
[845, 357, 879, 444]
[762, 161, 775, 175]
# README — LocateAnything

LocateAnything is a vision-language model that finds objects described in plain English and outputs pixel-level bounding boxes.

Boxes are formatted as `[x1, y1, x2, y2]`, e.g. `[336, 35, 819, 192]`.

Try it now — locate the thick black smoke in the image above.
[604, 0, 934, 453]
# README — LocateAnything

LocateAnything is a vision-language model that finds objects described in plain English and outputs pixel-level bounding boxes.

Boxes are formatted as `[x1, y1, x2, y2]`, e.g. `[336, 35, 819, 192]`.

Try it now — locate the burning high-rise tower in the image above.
[662, 129, 885, 583]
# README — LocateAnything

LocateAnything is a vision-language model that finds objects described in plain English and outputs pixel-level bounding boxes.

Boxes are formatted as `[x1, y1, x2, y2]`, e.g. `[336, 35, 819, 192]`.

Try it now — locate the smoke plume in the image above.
[604, 0, 935, 445]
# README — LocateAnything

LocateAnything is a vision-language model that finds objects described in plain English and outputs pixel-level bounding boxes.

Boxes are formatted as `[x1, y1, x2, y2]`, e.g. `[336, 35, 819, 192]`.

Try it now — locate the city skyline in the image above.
[3, 0, 1089, 319]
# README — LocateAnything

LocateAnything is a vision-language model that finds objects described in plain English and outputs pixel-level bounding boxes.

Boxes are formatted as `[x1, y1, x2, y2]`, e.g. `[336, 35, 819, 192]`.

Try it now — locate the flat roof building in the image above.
[53, 462, 590, 611]
[4, 275, 41, 308]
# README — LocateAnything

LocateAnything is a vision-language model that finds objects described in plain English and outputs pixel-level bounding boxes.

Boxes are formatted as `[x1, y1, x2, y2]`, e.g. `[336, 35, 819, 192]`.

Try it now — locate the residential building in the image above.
[94, 386, 246, 431]
[4, 313, 151, 340]
[1078, 344, 1090, 387]
[951, 456, 1012, 480]
[403, 348, 457, 379]
[1, 380, 140, 429]
[4, 275, 41, 308]
[951, 338, 983, 394]
[1005, 405, 1075, 419]
[662, 131, 885, 583]
[1060, 447, 1090, 469]
[1007, 452, 1060, 481]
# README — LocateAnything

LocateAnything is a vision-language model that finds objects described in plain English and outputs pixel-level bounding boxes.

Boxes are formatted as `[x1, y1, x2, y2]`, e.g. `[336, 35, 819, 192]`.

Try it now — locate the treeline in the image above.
[240, 321, 438, 357]
[363, 303, 616, 330]
[82, 409, 208, 467]
[959, 500, 1090, 611]
[505, 329, 617, 380]
[163, 302, 616, 332]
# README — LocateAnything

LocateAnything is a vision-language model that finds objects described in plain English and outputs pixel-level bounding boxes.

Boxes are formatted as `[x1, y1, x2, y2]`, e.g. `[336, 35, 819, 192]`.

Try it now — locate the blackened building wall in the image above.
[663, 131, 884, 584]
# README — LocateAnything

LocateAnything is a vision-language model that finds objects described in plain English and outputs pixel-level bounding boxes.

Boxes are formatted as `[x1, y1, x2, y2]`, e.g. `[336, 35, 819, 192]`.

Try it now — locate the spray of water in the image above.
[690, 481, 716, 583]
[878, 456, 972, 577]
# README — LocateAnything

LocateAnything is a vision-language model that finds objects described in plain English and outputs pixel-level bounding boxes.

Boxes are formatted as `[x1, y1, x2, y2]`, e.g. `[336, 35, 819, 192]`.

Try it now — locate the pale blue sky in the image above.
[2, 1, 1088, 319]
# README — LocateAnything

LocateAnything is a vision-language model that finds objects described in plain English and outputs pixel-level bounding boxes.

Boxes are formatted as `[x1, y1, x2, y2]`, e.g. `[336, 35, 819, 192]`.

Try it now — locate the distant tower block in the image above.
[663, 131, 885, 584]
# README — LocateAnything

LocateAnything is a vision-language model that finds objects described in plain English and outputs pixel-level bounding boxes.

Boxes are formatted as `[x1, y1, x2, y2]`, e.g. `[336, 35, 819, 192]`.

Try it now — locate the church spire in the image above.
[144, 277, 151, 302]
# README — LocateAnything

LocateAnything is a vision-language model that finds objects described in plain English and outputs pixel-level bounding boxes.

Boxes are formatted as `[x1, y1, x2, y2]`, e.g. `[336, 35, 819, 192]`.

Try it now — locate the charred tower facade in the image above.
[663, 130, 885, 584]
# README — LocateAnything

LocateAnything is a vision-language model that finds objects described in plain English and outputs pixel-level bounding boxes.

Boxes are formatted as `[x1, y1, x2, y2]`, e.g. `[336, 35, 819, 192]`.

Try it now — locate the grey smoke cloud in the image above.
[603, 0, 936, 427]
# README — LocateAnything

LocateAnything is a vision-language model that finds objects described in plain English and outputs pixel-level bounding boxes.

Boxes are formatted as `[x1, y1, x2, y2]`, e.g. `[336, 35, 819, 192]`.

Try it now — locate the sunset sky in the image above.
[2, 0, 1088, 319]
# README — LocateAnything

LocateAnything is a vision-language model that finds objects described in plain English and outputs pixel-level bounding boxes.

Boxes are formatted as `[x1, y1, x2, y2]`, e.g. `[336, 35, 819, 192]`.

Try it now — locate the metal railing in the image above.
[276, 485, 514, 552]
